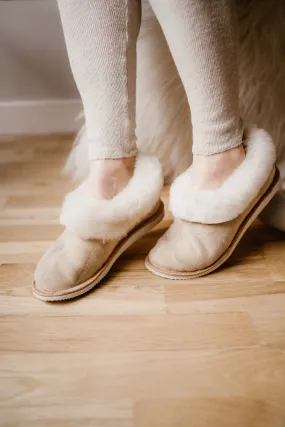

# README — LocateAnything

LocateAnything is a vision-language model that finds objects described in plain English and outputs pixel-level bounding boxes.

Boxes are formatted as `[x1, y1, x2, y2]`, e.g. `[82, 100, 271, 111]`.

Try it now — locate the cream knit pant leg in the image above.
[149, 0, 243, 155]
[57, 0, 141, 160]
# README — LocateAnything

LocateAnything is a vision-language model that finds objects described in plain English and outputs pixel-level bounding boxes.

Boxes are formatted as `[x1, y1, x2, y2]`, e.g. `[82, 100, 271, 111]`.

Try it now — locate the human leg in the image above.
[146, 0, 279, 278]
[33, 0, 164, 300]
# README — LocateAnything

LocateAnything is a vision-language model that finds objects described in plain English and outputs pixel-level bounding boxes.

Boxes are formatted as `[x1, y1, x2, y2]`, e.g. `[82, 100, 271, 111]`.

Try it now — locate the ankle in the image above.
[87, 156, 136, 200]
[193, 145, 245, 190]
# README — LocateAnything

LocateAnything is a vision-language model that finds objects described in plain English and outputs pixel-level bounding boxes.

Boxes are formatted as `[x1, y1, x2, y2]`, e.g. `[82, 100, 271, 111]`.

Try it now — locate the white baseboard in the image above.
[0, 99, 83, 135]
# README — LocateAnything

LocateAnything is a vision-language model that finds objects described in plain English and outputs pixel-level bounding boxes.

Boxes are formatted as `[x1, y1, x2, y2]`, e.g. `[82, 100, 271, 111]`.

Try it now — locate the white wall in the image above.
[0, 0, 81, 134]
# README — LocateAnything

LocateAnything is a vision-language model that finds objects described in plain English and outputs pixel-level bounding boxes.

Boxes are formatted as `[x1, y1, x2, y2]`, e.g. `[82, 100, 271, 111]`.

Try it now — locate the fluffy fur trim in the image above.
[169, 127, 276, 224]
[60, 154, 163, 240]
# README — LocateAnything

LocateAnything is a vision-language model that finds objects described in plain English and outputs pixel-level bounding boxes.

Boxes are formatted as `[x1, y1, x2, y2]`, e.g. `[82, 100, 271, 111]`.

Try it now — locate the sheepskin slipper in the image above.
[146, 127, 281, 280]
[33, 154, 164, 301]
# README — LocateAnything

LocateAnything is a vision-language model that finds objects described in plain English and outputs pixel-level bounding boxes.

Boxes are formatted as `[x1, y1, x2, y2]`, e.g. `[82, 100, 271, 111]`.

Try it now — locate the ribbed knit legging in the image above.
[57, 0, 243, 160]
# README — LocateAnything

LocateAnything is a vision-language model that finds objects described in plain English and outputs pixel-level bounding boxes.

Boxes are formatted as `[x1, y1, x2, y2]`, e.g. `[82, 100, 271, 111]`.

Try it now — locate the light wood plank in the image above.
[1, 349, 285, 405]
[0, 402, 132, 427]
[0, 312, 256, 352]
[134, 398, 285, 427]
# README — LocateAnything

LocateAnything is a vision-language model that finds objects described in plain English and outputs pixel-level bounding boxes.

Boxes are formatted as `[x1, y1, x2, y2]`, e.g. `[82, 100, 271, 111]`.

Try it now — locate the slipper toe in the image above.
[34, 230, 116, 296]
[148, 218, 240, 275]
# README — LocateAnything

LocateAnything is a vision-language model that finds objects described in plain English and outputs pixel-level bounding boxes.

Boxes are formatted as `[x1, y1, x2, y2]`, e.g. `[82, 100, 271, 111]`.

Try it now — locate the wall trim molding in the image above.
[0, 99, 82, 135]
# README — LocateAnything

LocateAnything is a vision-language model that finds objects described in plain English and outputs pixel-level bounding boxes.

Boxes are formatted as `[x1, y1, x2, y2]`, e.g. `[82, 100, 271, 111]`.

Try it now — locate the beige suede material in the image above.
[34, 199, 164, 296]
[34, 230, 117, 293]
[149, 169, 275, 274]
[148, 217, 241, 273]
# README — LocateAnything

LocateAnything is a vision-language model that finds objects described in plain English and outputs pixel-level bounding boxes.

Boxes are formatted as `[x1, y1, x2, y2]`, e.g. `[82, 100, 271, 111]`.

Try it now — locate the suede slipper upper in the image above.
[146, 127, 280, 280]
[33, 154, 164, 301]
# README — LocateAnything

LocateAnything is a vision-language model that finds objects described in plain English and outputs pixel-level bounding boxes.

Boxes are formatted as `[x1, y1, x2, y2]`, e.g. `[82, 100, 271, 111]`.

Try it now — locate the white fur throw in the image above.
[60, 154, 163, 240]
[169, 127, 276, 224]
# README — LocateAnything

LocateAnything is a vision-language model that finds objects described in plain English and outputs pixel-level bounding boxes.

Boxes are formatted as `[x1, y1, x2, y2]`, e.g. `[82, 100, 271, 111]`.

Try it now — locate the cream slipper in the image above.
[33, 155, 164, 301]
[146, 127, 281, 280]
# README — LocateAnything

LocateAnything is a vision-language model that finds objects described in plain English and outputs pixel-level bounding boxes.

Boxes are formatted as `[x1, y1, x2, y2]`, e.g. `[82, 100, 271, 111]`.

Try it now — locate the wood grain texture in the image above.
[0, 135, 285, 427]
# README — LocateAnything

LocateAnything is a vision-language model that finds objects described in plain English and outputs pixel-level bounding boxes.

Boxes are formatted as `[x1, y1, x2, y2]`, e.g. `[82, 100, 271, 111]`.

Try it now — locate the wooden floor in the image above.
[1, 135, 285, 427]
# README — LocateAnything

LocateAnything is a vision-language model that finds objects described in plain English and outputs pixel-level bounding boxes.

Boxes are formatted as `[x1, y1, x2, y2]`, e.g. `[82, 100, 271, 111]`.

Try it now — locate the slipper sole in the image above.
[33, 201, 164, 301]
[145, 168, 281, 280]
